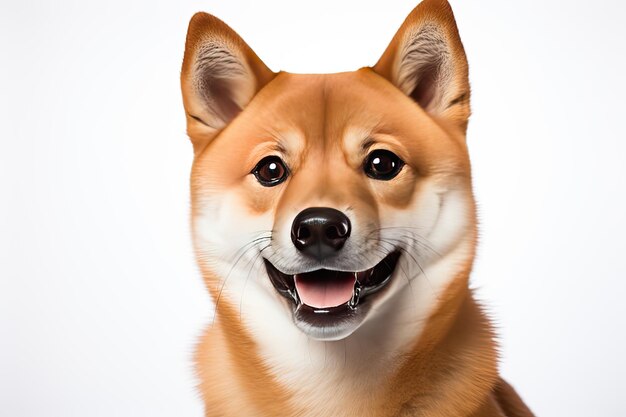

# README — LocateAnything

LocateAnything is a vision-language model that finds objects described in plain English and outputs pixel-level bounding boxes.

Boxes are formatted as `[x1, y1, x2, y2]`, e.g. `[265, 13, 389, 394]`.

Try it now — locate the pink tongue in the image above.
[294, 271, 356, 309]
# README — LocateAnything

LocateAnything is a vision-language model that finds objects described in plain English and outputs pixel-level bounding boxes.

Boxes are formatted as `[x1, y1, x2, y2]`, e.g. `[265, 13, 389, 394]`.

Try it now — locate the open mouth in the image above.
[264, 251, 401, 340]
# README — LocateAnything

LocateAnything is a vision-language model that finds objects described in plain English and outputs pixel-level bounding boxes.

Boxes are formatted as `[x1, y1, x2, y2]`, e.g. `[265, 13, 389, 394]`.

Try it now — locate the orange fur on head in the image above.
[181, 1, 534, 416]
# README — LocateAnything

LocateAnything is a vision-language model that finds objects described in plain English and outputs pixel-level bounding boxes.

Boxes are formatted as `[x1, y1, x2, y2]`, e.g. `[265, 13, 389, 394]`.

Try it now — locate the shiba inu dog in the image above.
[180, 0, 534, 415]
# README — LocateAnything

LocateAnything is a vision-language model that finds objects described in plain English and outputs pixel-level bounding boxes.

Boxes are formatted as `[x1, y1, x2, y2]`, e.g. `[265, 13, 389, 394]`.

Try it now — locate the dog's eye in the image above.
[252, 156, 289, 186]
[364, 150, 404, 180]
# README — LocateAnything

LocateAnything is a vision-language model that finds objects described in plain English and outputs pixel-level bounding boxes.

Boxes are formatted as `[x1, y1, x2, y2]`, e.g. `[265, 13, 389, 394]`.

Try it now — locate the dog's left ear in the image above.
[373, 0, 470, 131]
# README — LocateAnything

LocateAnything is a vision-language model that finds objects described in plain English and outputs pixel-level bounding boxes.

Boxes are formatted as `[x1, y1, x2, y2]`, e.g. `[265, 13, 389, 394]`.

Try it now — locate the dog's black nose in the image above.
[291, 207, 351, 259]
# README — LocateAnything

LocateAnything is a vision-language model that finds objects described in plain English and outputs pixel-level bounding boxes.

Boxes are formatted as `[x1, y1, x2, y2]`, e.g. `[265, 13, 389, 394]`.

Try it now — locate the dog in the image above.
[180, 0, 534, 415]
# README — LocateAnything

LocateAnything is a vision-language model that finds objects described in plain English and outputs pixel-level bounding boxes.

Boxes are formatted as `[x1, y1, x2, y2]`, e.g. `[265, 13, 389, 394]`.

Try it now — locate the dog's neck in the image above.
[198, 237, 501, 416]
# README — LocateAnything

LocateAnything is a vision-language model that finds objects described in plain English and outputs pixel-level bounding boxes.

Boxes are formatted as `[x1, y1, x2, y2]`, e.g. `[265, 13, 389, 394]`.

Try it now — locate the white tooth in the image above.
[349, 281, 361, 309]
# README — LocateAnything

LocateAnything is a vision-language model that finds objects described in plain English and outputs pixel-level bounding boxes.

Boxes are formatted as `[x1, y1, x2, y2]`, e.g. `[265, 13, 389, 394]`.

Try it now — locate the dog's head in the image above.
[182, 0, 475, 342]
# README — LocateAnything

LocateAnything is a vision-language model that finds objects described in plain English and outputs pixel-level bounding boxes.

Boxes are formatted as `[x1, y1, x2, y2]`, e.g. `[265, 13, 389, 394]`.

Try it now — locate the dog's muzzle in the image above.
[264, 251, 401, 340]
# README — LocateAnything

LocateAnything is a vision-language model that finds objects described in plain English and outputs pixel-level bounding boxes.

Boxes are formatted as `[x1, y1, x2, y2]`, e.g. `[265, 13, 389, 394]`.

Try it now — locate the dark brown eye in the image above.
[364, 150, 404, 180]
[252, 156, 289, 186]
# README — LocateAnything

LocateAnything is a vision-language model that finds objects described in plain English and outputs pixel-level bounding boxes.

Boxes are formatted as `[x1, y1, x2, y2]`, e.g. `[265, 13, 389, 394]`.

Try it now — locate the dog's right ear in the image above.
[181, 13, 275, 151]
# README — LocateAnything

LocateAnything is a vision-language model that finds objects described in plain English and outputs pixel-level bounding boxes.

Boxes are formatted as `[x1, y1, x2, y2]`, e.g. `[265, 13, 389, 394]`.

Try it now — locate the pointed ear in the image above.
[181, 13, 275, 142]
[373, 0, 470, 131]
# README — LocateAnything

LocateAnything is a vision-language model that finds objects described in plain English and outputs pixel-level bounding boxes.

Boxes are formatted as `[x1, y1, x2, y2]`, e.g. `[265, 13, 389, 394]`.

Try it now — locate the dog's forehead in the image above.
[251, 69, 405, 131]
[240, 70, 424, 150]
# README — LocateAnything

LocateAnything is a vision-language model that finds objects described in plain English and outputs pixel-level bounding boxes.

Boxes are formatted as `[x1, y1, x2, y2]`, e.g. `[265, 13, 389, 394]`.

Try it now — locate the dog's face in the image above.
[183, 0, 475, 342]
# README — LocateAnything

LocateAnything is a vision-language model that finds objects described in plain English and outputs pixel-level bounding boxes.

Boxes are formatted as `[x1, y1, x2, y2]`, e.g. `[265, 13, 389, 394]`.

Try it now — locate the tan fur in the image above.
[195, 277, 296, 416]
[181, 0, 534, 415]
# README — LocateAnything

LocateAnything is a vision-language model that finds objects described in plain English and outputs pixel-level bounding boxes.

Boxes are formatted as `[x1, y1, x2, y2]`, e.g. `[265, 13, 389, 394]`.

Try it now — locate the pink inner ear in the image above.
[386, 23, 456, 114]
[409, 64, 438, 111]
[193, 42, 249, 126]
[209, 82, 242, 123]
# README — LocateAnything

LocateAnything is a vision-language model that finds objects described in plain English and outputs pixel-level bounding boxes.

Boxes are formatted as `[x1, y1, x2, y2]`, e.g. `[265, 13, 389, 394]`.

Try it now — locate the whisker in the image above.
[239, 248, 268, 321]
[375, 241, 418, 315]
[210, 231, 272, 327]
[372, 226, 441, 252]
[363, 234, 442, 307]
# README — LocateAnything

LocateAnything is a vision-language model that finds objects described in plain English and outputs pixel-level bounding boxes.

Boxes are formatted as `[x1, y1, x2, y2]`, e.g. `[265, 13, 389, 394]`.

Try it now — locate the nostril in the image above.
[298, 226, 311, 240]
[325, 225, 341, 240]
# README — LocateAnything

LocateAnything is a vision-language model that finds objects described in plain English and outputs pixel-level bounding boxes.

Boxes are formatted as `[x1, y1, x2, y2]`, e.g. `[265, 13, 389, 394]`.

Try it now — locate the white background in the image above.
[1, 0, 625, 415]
